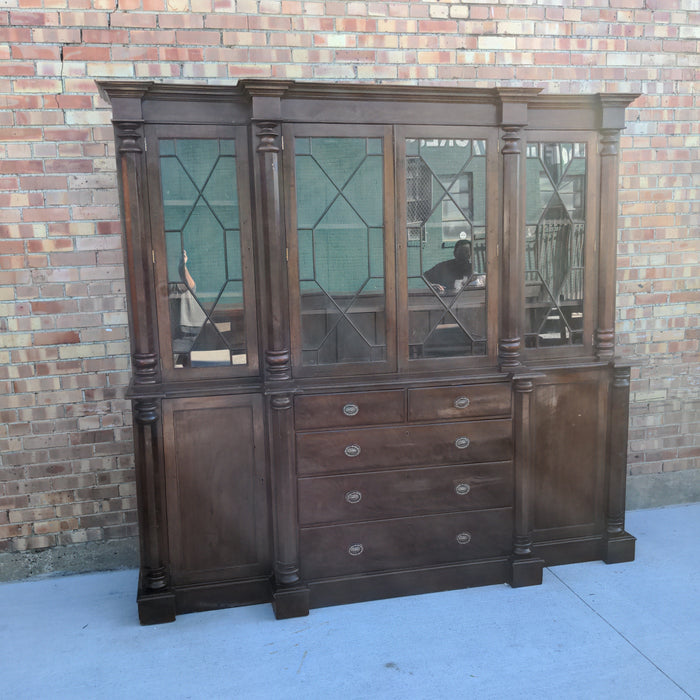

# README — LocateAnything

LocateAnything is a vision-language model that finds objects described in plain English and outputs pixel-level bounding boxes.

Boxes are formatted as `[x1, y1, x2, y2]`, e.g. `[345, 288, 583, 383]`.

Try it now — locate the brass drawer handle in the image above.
[344, 444, 361, 458]
[345, 490, 362, 504]
[454, 396, 470, 409]
[348, 543, 364, 556]
[456, 532, 472, 545]
[455, 482, 471, 496]
[343, 402, 359, 417]
[455, 436, 470, 449]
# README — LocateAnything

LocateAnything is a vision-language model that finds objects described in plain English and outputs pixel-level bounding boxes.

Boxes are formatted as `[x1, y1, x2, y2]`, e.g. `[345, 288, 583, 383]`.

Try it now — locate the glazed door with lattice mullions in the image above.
[285, 124, 396, 376]
[524, 137, 596, 350]
[147, 124, 259, 378]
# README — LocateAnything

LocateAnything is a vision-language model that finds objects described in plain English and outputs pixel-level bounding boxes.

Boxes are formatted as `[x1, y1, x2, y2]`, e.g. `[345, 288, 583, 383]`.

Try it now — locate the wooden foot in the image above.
[137, 590, 177, 625]
[603, 532, 636, 564]
[510, 557, 544, 588]
[272, 585, 310, 620]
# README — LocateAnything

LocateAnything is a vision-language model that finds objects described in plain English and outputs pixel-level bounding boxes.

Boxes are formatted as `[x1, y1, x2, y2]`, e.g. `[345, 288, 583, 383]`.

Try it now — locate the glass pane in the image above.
[295, 136, 386, 367]
[161, 138, 247, 368]
[405, 137, 487, 359]
[525, 142, 587, 348]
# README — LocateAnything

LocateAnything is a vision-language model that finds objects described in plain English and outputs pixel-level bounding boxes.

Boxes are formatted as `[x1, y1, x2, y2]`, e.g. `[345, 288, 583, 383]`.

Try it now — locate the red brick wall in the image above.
[1, 1, 698, 568]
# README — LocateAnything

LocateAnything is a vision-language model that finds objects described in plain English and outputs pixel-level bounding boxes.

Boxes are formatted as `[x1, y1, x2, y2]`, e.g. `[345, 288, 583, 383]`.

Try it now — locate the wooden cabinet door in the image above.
[162, 394, 271, 586]
[531, 370, 607, 539]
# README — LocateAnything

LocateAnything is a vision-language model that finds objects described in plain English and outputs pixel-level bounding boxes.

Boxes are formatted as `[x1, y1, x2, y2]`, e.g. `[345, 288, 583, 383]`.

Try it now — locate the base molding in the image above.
[307, 558, 511, 610]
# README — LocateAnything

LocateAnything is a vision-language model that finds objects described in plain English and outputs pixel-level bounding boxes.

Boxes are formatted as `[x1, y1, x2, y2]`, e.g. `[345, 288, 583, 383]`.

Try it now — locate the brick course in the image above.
[0, 0, 698, 565]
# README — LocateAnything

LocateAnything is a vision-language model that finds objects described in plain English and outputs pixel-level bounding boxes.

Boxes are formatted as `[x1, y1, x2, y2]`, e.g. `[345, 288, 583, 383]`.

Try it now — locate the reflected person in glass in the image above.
[424, 239, 476, 295]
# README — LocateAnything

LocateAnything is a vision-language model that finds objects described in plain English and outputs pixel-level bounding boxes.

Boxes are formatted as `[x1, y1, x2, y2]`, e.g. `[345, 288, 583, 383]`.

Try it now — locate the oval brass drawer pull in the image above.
[455, 482, 471, 496]
[454, 396, 470, 409]
[455, 436, 470, 449]
[343, 402, 359, 417]
[348, 543, 364, 556]
[456, 532, 472, 545]
[344, 444, 361, 458]
[345, 490, 362, 504]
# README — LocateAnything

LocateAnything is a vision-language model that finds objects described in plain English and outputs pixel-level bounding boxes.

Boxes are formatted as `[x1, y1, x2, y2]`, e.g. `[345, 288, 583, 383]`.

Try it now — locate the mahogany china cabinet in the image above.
[100, 80, 638, 624]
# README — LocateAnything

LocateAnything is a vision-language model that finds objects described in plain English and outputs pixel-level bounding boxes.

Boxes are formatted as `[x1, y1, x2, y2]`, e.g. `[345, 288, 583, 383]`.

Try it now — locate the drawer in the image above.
[408, 383, 511, 422]
[300, 508, 513, 579]
[298, 462, 513, 526]
[296, 419, 512, 476]
[295, 390, 405, 430]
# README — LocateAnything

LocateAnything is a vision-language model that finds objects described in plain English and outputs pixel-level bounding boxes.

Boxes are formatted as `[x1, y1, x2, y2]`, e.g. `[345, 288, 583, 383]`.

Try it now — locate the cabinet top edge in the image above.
[96, 79, 640, 109]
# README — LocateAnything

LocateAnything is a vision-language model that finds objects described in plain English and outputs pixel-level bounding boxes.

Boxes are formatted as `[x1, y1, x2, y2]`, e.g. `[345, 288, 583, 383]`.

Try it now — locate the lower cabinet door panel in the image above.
[296, 419, 513, 475]
[300, 508, 513, 579]
[298, 462, 513, 526]
[162, 394, 271, 586]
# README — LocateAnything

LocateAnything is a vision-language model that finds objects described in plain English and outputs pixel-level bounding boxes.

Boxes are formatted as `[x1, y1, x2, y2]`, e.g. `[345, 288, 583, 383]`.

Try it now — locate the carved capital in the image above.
[502, 125, 523, 155]
[498, 337, 521, 369]
[133, 397, 159, 425]
[255, 121, 282, 153]
[613, 365, 631, 388]
[513, 377, 534, 394]
[114, 120, 145, 154]
[599, 129, 620, 157]
[595, 327, 615, 360]
[265, 349, 291, 381]
[270, 393, 293, 411]
[132, 352, 159, 384]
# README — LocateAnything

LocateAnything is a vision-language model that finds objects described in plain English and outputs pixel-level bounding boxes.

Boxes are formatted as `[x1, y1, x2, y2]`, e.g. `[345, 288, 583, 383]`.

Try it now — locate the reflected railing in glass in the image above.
[524, 142, 586, 348]
[159, 138, 247, 368]
[405, 137, 487, 359]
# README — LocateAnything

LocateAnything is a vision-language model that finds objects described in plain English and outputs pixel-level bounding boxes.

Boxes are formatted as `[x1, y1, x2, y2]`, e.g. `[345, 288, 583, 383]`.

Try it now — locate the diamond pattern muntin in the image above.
[295, 137, 386, 364]
[525, 142, 587, 346]
[405, 138, 486, 358]
[160, 138, 245, 366]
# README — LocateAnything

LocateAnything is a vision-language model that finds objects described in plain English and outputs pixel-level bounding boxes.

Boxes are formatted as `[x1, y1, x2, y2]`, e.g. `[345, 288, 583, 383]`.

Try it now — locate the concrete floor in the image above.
[1, 503, 698, 700]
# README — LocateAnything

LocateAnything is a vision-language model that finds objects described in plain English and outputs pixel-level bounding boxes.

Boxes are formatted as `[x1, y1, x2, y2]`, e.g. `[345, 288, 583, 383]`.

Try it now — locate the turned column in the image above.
[245, 81, 309, 617]
[595, 127, 622, 359]
[510, 374, 544, 587]
[603, 364, 636, 563]
[497, 89, 540, 369]
[113, 104, 173, 622]
[595, 93, 639, 359]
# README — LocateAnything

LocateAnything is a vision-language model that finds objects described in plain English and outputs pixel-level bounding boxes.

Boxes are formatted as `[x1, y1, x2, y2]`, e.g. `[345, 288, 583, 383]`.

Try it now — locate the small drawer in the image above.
[295, 390, 405, 430]
[408, 383, 511, 422]
[298, 462, 513, 526]
[300, 508, 513, 579]
[296, 419, 512, 476]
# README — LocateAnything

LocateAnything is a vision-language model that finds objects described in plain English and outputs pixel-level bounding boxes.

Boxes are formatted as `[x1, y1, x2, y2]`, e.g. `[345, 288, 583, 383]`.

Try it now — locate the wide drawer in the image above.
[295, 389, 405, 430]
[296, 419, 512, 476]
[298, 462, 513, 526]
[408, 383, 511, 422]
[300, 508, 513, 579]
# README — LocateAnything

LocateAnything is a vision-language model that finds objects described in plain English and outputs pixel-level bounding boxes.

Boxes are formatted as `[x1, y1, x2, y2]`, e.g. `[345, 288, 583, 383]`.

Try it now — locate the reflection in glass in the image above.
[405, 138, 487, 359]
[160, 138, 246, 368]
[295, 137, 386, 366]
[525, 142, 586, 348]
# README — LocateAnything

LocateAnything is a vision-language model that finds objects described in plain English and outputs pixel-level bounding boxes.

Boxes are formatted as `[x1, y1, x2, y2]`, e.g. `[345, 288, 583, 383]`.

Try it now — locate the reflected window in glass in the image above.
[405, 138, 487, 359]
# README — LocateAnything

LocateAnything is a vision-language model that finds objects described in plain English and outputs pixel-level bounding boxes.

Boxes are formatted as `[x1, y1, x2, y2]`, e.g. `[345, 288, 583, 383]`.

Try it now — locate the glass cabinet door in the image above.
[524, 139, 590, 349]
[399, 133, 492, 364]
[150, 127, 258, 374]
[287, 126, 395, 375]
